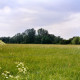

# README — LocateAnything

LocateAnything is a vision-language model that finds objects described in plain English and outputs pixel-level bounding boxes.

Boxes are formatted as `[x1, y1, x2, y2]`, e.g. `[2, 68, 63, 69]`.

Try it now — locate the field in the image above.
[0, 44, 80, 80]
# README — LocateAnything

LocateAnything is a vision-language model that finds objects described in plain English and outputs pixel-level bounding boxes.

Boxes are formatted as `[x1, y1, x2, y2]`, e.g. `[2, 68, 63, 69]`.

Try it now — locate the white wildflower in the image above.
[2, 71, 13, 79]
[15, 75, 20, 79]
[18, 68, 23, 72]
[5, 71, 10, 74]
[6, 76, 8, 78]
[15, 62, 27, 74]
[9, 75, 13, 78]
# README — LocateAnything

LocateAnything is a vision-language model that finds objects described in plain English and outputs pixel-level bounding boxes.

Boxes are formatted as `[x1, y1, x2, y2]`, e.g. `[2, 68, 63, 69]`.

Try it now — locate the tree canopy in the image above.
[0, 28, 80, 44]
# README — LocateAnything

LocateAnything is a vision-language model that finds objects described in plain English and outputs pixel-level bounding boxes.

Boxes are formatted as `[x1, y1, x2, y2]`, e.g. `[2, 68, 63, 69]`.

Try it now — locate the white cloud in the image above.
[3, 6, 11, 14]
[0, 0, 80, 39]
[0, 6, 11, 15]
[42, 13, 80, 39]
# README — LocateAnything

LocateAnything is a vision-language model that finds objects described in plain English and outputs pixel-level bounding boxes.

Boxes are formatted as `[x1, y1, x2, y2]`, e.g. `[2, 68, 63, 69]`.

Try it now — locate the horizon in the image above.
[0, 28, 80, 40]
[0, 0, 80, 39]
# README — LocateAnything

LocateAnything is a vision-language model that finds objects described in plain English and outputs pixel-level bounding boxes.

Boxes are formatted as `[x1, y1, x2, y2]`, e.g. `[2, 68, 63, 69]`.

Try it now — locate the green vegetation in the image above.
[0, 40, 5, 45]
[0, 28, 63, 44]
[0, 44, 80, 80]
[71, 37, 80, 44]
[1, 28, 80, 44]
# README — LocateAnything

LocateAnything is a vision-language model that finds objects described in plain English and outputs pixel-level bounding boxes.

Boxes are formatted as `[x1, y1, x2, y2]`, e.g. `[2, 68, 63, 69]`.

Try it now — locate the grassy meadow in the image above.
[0, 44, 80, 80]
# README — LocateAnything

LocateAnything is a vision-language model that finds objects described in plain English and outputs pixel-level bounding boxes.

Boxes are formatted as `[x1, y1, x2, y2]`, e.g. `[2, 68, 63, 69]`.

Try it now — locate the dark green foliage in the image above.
[24, 28, 36, 43]
[0, 28, 80, 44]
[41, 35, 52, 44]
[38, 28, 48, 36]
[71, 37, 80, 44]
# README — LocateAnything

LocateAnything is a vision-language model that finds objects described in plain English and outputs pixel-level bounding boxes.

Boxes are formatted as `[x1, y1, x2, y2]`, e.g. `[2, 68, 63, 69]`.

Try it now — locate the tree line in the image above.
[0, 28, 80, 44]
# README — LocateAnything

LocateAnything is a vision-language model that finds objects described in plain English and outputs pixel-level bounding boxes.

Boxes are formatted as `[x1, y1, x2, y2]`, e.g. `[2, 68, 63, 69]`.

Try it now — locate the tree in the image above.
[71, 37, 80, 44]
[0, 37, 11, 43]
[12, 33, 23, 43]
[41, 35, 52, 44]
[38, 28, 48, 36]
[37, 28, 49, 44]
[1, 28, 79, 44]
[24, 28, 36, 43]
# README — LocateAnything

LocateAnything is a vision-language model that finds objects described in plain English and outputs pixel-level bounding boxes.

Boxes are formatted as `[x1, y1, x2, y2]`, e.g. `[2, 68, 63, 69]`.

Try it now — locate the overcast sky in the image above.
[0, 0, 80, 39]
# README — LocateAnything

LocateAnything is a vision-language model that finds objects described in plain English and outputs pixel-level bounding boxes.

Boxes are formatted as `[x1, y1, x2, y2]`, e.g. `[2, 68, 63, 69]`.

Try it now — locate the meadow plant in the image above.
[0, 66, 1, 70]
[1, 62, 29, 79]
[15, 62, 27, 74]
[2, 71, 13, 79]
[0, 44, 80, 80]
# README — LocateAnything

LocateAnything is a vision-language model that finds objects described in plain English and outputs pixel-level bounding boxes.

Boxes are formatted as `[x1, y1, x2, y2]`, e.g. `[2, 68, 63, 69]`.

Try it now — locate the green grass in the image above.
[0, 44, 80, 80]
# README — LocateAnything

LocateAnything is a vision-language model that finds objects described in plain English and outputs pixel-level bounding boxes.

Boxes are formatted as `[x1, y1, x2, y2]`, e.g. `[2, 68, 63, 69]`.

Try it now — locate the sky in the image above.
[0, 0, 80, 39]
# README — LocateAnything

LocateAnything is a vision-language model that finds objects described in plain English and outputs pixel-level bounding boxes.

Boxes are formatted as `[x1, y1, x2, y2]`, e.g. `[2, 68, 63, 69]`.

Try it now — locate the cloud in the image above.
[0, 0, 80, 39]
[0, 6, 11, 15]
[42, 13, 80, 39]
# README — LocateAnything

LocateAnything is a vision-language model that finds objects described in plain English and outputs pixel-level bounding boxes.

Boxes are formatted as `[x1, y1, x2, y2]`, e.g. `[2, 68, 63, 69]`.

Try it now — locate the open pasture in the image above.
[0, 44, 80, 80]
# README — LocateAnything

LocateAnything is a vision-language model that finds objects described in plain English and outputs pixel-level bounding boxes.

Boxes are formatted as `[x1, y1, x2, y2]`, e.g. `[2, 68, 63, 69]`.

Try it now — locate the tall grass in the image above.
[0, 44, 80, 80]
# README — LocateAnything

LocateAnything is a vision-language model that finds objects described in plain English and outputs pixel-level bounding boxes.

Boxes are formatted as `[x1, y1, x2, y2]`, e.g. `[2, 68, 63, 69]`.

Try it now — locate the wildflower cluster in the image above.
[15, 75, 20, 79]
[2, 71, 13, 79]
[1, 62, 29, 79]
[15, 62, 28, 74]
